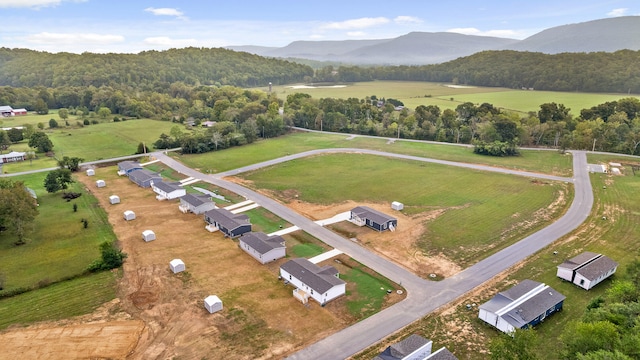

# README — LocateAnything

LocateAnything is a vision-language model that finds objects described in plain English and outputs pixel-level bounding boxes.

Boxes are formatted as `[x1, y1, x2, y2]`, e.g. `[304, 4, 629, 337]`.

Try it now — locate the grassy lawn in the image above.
[0, 270, 118, 330]
[237, 153, 570, 266]
[0, 172, 118, 293]
[340, 260, 397, 319]
[242, 207, 290, 234]
[178, 131, 573, 176]
[283, 231, 330, 258]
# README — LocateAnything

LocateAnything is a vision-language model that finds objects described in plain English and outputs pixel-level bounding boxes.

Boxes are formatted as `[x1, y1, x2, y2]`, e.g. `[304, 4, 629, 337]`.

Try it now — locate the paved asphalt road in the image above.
[153, 148, 592, 360]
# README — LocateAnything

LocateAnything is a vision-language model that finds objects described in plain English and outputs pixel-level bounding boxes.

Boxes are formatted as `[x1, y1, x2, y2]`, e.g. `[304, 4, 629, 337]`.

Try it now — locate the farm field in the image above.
[353, 155, 640, 360]
[231, 153, 571, 271]
[271, 81, 640, 115]
[0, 165, 406, 359]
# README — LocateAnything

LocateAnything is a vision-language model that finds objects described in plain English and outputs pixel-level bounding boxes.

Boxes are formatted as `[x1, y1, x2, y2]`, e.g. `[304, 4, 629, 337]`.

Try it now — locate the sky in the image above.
[0, 0, 639, 54]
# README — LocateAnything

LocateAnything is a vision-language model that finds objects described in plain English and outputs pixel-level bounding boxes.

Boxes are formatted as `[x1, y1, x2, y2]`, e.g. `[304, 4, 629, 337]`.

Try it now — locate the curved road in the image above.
[152, 148, 592, 360]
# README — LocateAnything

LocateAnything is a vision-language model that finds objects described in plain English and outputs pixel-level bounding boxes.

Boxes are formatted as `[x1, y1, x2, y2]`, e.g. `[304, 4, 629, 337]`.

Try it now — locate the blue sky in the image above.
[0, 0, 638, 53]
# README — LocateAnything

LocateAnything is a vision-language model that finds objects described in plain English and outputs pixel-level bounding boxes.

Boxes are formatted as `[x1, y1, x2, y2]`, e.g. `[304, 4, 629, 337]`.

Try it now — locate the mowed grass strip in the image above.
[179, 131, 573, 176]
[0, 271, 117, 330]
[0, 172, 117, 292]
[238, 153, 569, 266]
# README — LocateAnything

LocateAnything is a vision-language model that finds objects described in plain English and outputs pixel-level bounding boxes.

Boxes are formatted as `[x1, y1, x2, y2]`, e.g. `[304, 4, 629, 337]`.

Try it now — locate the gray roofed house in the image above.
[203, 208, 251, 238]
[478, 279, 566, 334]
[280, 258, 346, 305]
[117, 160, 143, 176]
[152, 180, 186, 200]
[557, 252, 618, 290]
[128, 169, 162, 188]
[350, 206, 397, 232]
[373, 334, 458, 360]
[179, 193, 216, 214]
[239, 232, 286, 264]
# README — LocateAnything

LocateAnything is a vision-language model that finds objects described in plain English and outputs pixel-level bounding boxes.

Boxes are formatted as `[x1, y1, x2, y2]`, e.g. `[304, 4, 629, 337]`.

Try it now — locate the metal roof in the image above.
[351, 206, 396, 225]
[576, 255, 618, 281]
[180, 193, 212, 207]
[281, 258, 345, 294]
[240, 232, 285, 255]
[204, 208, 250, 231]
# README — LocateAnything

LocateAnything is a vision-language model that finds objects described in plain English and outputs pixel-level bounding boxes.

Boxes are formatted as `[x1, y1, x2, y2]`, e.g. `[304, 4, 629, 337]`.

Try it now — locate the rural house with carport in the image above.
[478, 279, 565, 334]
[349, 206, 397, 232]
[151, 180, 186, 200]
[557, 252, 618, 290]
[128, 169, 162, 188]
[239, 232, 286, 264]
[179, 193, 217, 214]
[203, 208, 252, 238]
[279, 258, 346, 306]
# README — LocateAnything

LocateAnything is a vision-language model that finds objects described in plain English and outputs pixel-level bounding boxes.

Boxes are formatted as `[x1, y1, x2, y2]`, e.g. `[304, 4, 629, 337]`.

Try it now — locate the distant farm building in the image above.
[109, 195, 120, 204]
[123, 210, 136, 221]
[373, 334, 458, 360]
[117, 161, 143, 176]
[151, 180, 186, 200]
[203, 208, 251, 238]
[128, 169, 162, 188]
[204, 295, 223, 314]
[0, 106, 27, 117]
[142, 230, 156, 242]
[478, 279, 565, 334]
[239, 232, 286, 264]
[280, 258, 346, 306]
[0, 151, 26, 163]
[179, 193, 217, 214]
[170, 259, 185, 273]
[350, 206, 397, 232]
[557, 252, 618, 290]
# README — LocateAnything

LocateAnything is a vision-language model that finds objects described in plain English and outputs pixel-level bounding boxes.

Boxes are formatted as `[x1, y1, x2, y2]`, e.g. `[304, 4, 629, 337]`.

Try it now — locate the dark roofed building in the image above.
[374, 334, 458, 360]
[128, 169, 162, 188]
[557, 252, 618, 290]
[280, 258, 346, 305]
[203, 208, 251, 238]
[151, 180, 186, 200]
[239, 232, 286, 264]
[117, 160, 143, 176]
[350, 206, 397, 232]
[179, 193, 217, 214]
[479, 279, 565, 334]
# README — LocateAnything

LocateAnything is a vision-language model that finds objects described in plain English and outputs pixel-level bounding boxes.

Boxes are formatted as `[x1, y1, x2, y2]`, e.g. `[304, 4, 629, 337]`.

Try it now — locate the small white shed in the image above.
[96, 179, 106, 188]
[86, 169, 95, 176]
[123, 210, 136, 221]
[204, 295, 223, 314]
[391, 201, 404, 211]
[142, 230, 156, 242]
[170, 259, 185, 273]
[109, 195, 120, 204]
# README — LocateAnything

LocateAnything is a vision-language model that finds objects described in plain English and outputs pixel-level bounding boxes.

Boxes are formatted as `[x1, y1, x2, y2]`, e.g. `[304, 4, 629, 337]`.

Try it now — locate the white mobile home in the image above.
[557, 252, 618, 290]
[239, 232, 286, 264]
[280, 258, 346, 306]
[151, 180, 186, 200]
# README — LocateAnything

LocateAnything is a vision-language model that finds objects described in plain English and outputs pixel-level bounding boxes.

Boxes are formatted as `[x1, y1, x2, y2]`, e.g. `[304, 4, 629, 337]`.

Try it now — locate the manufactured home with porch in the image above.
[151, 180, 186, 200]
[179, 193, 217, 214]
[117, 161, 143, 176]
[239, 232, 286, 264]
[128, 169, 162, 188]
[557, 252, 618, 290]
[350, 206, 397, 232]
[280, 258, 346, 306]
[203, 208, 251, 238]
[478, 279, 565, 334]
[373, 334, 458, 360]
[0, 151, 26, 163]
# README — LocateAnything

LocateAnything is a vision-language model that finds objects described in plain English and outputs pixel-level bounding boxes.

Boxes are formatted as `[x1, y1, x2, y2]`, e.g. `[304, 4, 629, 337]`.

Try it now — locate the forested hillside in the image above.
[318, 50, 640, 94]
[0, 47, 313, 89]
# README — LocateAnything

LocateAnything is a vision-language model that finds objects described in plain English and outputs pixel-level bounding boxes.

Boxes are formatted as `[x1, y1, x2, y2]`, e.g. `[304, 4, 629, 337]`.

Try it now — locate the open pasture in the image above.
[181, 131, 573, 176]
[272, 81, 639, 115]
[235, 153, 571, 267]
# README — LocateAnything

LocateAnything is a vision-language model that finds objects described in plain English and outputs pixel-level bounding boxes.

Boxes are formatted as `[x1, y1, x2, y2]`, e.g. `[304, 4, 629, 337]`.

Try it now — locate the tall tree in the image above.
[43, 168, 73, 193]
[0, 179, 38, 245]
[489, 328, 539, 360]
[28, 132, 54, 153]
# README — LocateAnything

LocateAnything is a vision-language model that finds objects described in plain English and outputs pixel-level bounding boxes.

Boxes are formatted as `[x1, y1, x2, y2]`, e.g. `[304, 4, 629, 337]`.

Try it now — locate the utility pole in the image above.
[592, 138, 597, 152]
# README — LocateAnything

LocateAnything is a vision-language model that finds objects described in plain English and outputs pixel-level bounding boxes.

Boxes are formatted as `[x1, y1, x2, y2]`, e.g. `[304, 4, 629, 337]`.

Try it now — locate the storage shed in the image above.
[96, 179, 106, 188]
[86, 168, 95, 176]
[109, 195, 120, 204]
[391, 201, 404, 211]
[204, 295, 223, 314]
[142, 230, 156, 242]
[170, 259, 185, 273]
[123, 210, 136, 221]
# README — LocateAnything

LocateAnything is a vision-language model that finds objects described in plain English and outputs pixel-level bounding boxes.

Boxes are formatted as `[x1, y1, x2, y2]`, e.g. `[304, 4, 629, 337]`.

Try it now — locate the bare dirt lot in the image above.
[0, 167, 403, 359]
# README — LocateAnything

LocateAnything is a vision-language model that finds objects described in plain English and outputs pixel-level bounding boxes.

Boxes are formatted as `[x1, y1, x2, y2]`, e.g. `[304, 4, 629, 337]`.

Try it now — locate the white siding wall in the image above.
[478, 308, 498, 326]
[279, 268, 345, 304]
[496, 316, 516, 334]
[556, 267, 574, 282]
[166, 189, 186, 200]
[573, 273, 591, 289]
[322, 283, 346, 304]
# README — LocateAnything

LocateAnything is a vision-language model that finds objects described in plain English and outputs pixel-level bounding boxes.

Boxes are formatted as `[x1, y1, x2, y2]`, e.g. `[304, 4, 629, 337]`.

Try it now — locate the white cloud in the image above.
[447, 27, 519, 38]
[321, 17, 389, 30]
[394, 16, 422, 25]
[0, 0, 83, 8]
[447, 27, 481, 35]
[607, 8, 628, 17]
[144, 7, 187, 20]
[346, 31, 366, 37]
[143, 36, 199, 47]
[26, 32, 124, 45]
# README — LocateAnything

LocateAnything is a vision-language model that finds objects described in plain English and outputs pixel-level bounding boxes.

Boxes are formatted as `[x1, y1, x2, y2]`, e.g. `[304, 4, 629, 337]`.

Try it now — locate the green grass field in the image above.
[0, 172, 118, 293]
[237, 153, 570, 266]
[270, 81, 640, 115]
